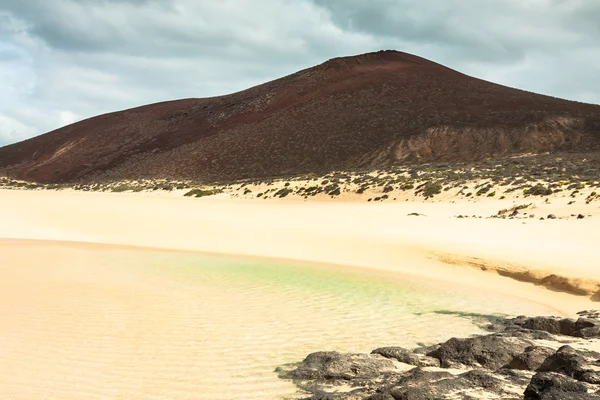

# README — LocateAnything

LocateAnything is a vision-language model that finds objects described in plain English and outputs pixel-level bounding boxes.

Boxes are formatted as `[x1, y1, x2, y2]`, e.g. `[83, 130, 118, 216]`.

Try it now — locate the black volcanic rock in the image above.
[282, 314, 600, 400]
[524, 372, 593, 400]
[505, 346, 556, 371]
[287, 351, 395, 381]
[387, 368, 508, 400]
[371, 347, 440, 367]
[521, 316, 576, 335]
[537, 345, 600, 385]
[427, 334, 531, 369]
[509, 316, 600, 338]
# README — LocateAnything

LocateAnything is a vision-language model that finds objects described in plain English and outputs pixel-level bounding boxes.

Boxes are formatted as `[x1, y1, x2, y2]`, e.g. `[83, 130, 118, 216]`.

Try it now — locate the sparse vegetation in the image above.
[184, 188, 222, 198]
[525, 184, 553, 196]
[422, 181, 442, 197]
[274, 188, 292, 198]
[2, 152, 600, 208]
[497, 203, 532, 216]
[111, 184, 142, 193]
[476, 185, 492, 196]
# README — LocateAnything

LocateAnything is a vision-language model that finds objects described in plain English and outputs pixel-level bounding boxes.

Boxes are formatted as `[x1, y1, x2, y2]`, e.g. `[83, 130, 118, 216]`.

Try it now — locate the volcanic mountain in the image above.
[1, 50, 600, 184]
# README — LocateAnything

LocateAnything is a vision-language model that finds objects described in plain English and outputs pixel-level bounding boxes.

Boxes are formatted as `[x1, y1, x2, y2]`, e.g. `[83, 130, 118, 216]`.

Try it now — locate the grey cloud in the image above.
[314, 0, 522, 63]
[0, 0, 599, 146]
[2, 0, 358, 62]
[316, 0, 600, 63]
[0, 45, 23, 61]
[3, 0, 178, 53]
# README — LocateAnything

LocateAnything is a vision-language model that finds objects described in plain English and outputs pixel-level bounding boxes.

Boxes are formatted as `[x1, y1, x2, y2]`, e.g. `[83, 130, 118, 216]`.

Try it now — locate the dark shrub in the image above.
[184, 188, 223, 197]
[527, 184, 553, 196]
[422, 181, 443, 197]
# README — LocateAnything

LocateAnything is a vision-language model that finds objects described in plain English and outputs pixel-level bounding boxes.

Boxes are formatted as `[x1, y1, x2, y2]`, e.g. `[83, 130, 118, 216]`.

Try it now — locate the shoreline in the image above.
[1, 188, 598, 316]
[0, 238, 572, 318]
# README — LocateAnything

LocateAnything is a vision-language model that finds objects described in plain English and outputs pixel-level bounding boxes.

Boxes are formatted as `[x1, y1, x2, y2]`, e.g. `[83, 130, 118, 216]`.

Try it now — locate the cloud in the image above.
[0, 0, 598, 146]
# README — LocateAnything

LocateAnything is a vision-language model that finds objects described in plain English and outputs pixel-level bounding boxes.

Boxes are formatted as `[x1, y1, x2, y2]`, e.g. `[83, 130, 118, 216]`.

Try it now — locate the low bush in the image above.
[111, 184, 141, 193]
[526, 184, 553, 196]
[184, 188, 223, 198]
[422, 181, 442, 197]
[274, 188, 293, 198]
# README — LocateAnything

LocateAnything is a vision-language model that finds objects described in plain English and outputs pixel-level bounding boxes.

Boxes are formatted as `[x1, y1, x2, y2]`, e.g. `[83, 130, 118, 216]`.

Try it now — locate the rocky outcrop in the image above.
[287, 352, 396, 381]
[279, 313, 600, 399]
[512, 316, 599, 337]
[505, 346, 556, 371]
[426, 334, 531, 369]
[537, 345, 600, 385]
[371, 347, 440, 367]
[384, 368, 513, 400]
[524, 372, 598, 400]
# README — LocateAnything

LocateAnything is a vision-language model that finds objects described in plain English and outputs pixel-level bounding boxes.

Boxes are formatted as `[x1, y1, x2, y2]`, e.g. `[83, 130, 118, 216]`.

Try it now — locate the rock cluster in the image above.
[278, 314, 600, 399]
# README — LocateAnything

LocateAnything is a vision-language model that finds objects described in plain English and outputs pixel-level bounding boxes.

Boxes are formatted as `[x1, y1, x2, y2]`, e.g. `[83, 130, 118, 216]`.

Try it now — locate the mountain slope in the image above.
[1, 50, 600, 183]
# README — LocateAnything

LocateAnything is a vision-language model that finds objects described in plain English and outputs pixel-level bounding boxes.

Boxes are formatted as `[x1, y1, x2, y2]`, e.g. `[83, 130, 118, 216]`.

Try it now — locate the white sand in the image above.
[0, 188, 598, 315]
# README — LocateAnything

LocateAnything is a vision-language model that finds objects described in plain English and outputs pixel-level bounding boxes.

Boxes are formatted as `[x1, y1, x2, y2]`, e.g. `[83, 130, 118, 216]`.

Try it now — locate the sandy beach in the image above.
[1, 188, 599, 399]
[1, 188, 598, 314]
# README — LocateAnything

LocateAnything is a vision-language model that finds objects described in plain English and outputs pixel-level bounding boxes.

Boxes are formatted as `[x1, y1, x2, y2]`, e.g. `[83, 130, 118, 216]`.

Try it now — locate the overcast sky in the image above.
[1, 0, 599, 146]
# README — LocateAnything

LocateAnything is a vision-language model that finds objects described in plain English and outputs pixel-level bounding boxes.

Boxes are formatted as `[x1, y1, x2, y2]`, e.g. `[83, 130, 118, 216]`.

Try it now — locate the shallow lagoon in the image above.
[0, 243, 556, 399]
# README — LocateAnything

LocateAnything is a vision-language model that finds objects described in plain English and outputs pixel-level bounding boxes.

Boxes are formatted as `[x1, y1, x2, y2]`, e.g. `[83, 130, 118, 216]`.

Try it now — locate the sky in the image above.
[1, 0, 599, 146]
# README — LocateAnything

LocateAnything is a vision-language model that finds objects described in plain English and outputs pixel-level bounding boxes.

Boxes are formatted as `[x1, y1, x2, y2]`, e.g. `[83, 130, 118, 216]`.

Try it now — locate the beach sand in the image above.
[1, 189, 599, 399]
[0, 188, 598, 314]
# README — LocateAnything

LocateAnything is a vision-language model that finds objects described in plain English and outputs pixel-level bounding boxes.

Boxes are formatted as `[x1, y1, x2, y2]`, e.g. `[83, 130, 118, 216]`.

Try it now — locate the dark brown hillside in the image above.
[1, 50, 600, 183]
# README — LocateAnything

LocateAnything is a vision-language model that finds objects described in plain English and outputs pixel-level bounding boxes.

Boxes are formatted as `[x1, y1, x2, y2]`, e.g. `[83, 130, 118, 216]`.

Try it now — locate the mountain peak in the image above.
[318, 50, 433, 70]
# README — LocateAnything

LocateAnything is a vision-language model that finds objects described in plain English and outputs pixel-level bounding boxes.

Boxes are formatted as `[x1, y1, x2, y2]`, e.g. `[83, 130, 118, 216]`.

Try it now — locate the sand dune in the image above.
[0, 189, 598, 315]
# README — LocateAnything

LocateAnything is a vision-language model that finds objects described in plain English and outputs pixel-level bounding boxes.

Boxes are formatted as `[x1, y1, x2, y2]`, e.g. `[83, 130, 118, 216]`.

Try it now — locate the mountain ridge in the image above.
[1, 50, 599, 183]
